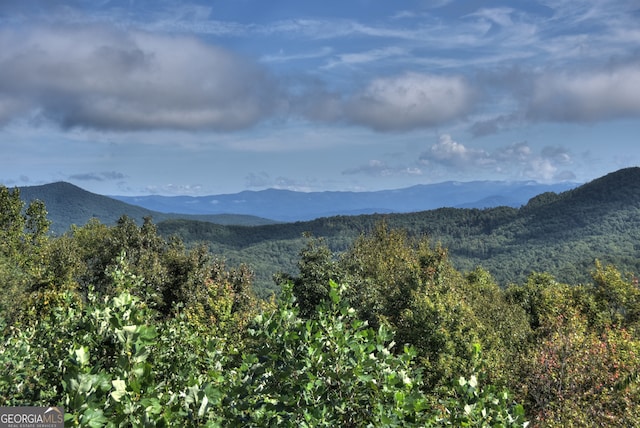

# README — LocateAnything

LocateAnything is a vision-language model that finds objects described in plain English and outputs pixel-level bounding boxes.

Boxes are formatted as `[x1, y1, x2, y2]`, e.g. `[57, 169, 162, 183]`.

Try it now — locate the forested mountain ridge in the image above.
[17, 181, 277, 234]
[11, 168, 640, 295]
[157, 167, 640, 295]
[448, 167, 640, 284]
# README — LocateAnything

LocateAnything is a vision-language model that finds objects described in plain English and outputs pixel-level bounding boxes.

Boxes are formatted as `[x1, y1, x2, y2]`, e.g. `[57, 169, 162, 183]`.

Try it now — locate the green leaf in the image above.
[468, 375, 478, 388]
[81, 408, 109, 428]
[137, 325, 157, 343]
[111, 379, 128, 402]
[74, 346, 90, 366]
[198, 393, 209, 418]
[141, 397, 163, 416]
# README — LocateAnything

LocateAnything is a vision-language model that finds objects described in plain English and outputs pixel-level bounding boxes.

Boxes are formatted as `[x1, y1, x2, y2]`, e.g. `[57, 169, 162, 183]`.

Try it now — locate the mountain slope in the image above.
[18, 182, 155, 234]
[157, 168, 640, 296]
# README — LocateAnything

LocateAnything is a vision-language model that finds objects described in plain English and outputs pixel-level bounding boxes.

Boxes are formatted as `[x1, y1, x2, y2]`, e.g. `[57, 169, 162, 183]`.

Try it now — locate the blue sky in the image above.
[1, 0, 639, 195]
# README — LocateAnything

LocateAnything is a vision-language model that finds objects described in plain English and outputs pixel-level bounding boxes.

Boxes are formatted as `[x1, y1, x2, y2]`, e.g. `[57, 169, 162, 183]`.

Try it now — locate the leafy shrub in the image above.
[226, 280, 430, 426]
[521, 312, 640, 426]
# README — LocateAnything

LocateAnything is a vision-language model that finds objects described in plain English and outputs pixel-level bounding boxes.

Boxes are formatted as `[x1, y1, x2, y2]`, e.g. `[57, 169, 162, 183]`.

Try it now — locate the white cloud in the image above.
[245, 172, 271, 188]
[0, 25, 280, 131]
[466, 8, 515, 27]
[391, 10, 420, 20]
[261, 46, 333, 63]
[527, 64, 640, 122]
[2, 1, 638, 149]
[420, 134, 490, 167]
[343, 160, 394, 177]
[343, 136, 575, 182]
[541, 146, 572, 164]
[345, 73, 474, 131]
[68, 171, 126, 181]
[419, 135, 575, 182]
[291, 72, 474, 132]
[494, 142, 532, 163]
[523, 158, 558, 181]
[323, 46, 409, 69]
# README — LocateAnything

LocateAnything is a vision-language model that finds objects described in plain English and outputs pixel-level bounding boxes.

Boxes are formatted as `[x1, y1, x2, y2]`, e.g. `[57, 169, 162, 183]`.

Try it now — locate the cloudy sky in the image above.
[1, 0, 639, 196]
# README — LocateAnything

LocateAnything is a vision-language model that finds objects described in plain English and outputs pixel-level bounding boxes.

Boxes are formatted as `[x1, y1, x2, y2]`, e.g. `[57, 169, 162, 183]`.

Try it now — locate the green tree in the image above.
[336, 223, 482, 389]
[227, 280, 527, 427]
[276, 234, 341, 318]
[463, 267, 531, 385]
[591, 260, 640, 329]
[0, 186, 51, 323]
[505, 272, 578, 336]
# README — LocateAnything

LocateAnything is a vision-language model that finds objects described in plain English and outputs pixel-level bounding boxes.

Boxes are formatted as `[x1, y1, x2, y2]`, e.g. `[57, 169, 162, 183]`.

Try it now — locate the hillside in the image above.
[18, 182, 154, 234]
[17, 182, 277, 235]
[157, 167, 640, 296]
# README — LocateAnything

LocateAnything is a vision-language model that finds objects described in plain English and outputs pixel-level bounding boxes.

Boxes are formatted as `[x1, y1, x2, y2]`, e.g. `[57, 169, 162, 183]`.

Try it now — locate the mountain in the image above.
[112, 180, 579, 221]
[16, 182, 277, 235]
[155, 167, 640, 296]
[12, 179, 578, 236]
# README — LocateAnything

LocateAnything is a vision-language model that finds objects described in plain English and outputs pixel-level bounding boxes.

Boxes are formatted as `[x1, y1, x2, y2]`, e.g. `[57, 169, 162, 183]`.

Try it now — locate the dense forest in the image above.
[3, 170, 640, 426]
[157, 167, 640, 297]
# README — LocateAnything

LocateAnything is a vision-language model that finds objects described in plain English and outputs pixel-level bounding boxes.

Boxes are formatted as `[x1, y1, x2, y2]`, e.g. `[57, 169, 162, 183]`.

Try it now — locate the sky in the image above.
[1, 0, 639, 196]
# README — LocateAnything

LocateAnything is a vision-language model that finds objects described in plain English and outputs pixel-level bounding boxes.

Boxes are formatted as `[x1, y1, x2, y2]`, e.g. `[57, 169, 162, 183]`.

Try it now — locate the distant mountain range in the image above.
[13, 179, 580, 235]
[111, 180, 579, 221]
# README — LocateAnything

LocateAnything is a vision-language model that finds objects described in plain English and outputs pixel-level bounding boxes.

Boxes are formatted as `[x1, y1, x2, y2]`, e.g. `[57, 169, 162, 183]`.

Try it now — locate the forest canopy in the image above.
[157, 168, 640, 297]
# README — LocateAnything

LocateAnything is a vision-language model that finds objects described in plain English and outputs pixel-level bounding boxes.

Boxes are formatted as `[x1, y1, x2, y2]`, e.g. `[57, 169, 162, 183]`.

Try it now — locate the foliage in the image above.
[290, 224, 527, 391]
[463, 268, 531, 382]
[0, 258, 526, 426]
[0, 185, 52, 323]
[433, 344, 528, 427]
[505, 268, 640, 427]
[155, 167, 640, 294]
[521, 312, 640, 426]
[0, 260, 233, 426]
[226, 280, 430, 426]
[591, 260, 640, 330]
[5, 189, 640, 426]
[287, 234, 340, 317]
